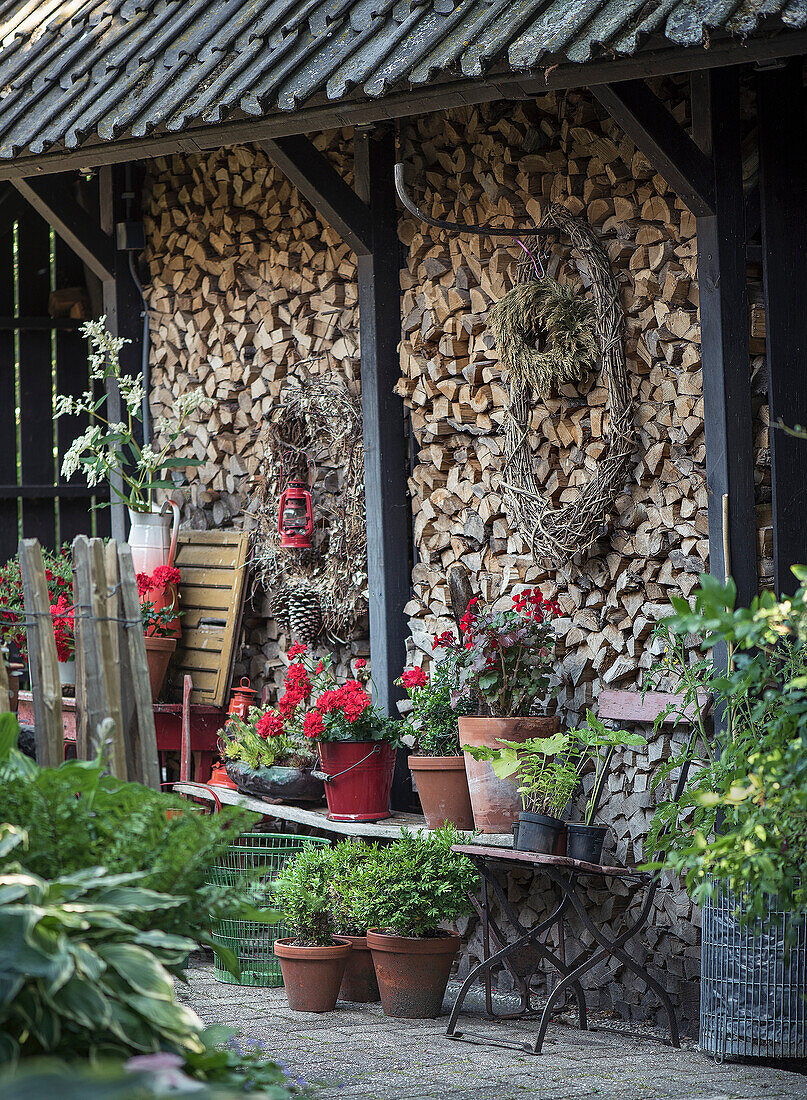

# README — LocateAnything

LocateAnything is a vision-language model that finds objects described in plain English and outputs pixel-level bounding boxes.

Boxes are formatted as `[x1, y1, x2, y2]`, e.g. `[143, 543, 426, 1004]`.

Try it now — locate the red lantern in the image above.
[227, 676, 258, 721]
[278, 459, 314, 549]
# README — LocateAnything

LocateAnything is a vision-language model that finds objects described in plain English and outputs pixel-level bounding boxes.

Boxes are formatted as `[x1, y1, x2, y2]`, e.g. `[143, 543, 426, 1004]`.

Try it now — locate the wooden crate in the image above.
[168, 530, 250, 706]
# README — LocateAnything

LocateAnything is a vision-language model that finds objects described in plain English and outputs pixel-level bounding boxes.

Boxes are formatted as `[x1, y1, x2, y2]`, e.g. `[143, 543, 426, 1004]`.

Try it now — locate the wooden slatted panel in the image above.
[168, 530, 249, 706]
[17, 208, 56, 547]
[0, 216, 17, 562]
[598, 689, 711, 725]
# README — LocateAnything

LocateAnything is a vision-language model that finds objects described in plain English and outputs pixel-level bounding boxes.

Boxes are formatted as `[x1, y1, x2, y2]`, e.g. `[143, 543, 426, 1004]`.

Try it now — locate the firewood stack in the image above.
[395, 91, 767, 721]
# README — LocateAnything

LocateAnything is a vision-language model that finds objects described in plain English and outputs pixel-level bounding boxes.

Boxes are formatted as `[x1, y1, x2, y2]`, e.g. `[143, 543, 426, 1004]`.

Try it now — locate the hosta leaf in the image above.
[51, 975, 111, 1029]
[96, 944, 174, 1001]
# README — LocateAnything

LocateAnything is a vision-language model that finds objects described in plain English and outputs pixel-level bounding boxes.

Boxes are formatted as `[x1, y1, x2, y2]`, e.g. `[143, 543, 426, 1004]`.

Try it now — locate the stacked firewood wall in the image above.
[142, 135, 368, 690]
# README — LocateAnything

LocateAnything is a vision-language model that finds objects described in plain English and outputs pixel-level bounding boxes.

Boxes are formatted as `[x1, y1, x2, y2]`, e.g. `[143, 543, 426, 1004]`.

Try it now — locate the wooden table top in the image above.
[452, 843, 651, 881]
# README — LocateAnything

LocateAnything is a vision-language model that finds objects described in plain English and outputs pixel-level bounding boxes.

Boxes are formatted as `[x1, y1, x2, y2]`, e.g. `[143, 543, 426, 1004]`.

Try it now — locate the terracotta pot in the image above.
[367, 929, 460, 1018]
[459, 715, 561, 833]
[409, 755, 474, 831]
[273, 937, 352, 1013]
[317, 741, 396, 821]
[144, 635, 176, 702]
[338, 934, 380, 1003]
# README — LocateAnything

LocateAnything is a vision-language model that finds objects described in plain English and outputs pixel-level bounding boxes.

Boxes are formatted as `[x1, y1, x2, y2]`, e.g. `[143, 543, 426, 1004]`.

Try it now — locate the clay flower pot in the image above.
[273, 938, 352, 1013]
[144, 634, 176, 702]
[367, 929, 460, 1018]
[459, 715, 561, 833]
[338, 934, 380, 1003]
[409, 755, 474, 831]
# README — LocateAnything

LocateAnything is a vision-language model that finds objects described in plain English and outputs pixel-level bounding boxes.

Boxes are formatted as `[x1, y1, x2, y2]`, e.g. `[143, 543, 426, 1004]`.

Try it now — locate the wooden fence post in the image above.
[117, 543, 160, 788]
[19, 538, 64, 767]
[0, 650, 11, 714]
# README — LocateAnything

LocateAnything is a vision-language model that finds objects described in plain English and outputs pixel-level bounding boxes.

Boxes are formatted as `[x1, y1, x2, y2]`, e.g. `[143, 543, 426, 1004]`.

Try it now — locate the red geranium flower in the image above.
[288, 641, 307, 659]
[400, 667, 427, 690]
[256, 711, 284, 738]
[151, 565, 180, 589]
[354, 658, 367, 670]
[303, 711, 324, 739]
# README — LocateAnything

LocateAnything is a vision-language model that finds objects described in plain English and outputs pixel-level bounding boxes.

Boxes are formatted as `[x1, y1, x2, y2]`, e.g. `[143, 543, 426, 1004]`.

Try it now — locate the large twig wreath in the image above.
[498, 205, 634, 566]
[250, 373, 368, 642]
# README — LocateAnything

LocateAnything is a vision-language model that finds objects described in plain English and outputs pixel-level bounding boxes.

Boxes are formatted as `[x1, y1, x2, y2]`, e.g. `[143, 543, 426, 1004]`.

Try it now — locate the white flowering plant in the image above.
[57, 319, 212, 513]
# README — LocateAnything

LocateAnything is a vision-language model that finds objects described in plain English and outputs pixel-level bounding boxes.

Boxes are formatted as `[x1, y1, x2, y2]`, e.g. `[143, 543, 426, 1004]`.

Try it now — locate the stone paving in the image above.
[180, 956, 807, 1100]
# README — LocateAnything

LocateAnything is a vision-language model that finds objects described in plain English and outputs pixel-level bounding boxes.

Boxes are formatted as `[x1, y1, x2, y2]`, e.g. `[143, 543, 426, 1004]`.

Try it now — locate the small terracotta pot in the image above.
[459, 715, 561, 833]
[409, 755, 474, 830]
[338, 934, 380, 1003]
[273, 938, 352, 1013]
[144, 634, 176, 702]
[367, 929, 460, 1018]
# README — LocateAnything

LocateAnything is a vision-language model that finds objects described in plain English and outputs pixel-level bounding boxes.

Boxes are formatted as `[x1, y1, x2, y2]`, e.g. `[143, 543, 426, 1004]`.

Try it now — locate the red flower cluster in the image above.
[288, 641, 308, 659]
[316, 680, 371, 724]
[303, 711, 324, 739]
[277, 662, 312, 717]
[511, 588, 561, 621]
[432, 630, 455, 650]
[400, 666, 427, 690]
[459, 597, 479, 634]
[137, 565, 180, 598]
[354, 658, 367, 670]
[256, 711, 284, 739]
[50, 594, 75, 663]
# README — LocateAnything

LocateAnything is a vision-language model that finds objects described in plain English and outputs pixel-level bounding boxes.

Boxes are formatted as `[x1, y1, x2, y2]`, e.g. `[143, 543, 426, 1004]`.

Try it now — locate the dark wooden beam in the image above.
[591, 80, 715, 216]
[260, 136, 371, 256]
[4, 31, 807, 183]
[12, 174, 115, 282]
[757, 59, 807, 596]
[354, 127, 410, 734]
[691, 67, 757, 606]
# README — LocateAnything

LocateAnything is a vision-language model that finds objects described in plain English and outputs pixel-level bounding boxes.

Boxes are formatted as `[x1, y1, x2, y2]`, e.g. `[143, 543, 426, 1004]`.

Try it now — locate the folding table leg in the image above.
[179, 674, 192, 782]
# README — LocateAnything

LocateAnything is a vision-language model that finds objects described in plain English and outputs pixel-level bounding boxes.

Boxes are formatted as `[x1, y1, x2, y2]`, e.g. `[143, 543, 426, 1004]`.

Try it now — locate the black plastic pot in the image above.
[566, 823, 607, 864]
[514, 811, 564, 854]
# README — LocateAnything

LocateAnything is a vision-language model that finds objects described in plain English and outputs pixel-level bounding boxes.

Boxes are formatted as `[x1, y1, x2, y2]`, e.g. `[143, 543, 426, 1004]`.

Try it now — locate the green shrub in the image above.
[328, 839, 380, 936]
[272, 845, 335, 946]
[357, 826, 477, 938]
[0, 823, 203, 1062]
[0, 720, 263, 958]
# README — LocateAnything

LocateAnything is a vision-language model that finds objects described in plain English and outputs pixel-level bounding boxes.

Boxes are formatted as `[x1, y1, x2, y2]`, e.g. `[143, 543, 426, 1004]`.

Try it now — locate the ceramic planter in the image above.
[224, 758, 325, 805]
[566, 823, 607, 865]
[338, 934, 380, 1003]
[408, 755, 474, 830]
[459, 715, 561, 833]
[127, 500, 180, 574]
[367, 929, 460, 1018]
[144, 634, 176, 702]
[317, 741, 396, 821]
[273, 937, 352, 1013]
[57, 659, 76, 687]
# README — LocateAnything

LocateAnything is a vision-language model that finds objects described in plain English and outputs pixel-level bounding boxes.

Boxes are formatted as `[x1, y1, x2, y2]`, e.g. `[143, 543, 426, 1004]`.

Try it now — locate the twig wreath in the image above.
[250, 373, 368, 642]
[496, 204, 634, 565]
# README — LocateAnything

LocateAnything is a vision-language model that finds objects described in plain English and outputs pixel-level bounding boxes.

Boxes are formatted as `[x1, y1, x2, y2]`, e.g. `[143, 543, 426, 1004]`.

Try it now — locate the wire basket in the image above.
[206, 832, 329, 987]
[700, 884, 807, 1060]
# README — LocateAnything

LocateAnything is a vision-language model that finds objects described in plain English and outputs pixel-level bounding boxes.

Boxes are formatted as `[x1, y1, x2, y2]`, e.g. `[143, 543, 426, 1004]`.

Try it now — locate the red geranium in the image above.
[400, 666, 427, 690]
[288, 641, 307, 659]
[50, 594, 75, 663]
[256, 711, 284, 739]
[303, 711, 324, 739]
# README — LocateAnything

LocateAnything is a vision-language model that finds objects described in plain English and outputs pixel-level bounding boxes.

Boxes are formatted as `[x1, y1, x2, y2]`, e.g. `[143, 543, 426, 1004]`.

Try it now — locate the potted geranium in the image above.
[218, 703, 324, 805]
[362, 826, 478, 1018]
[0, 544, 75, 685]
[139, 565, 181, 701]
[56, 319, 211, 572]
[267, 643, 399, 822]
[398, 660, 475, 830]
[438, 588, 562, 832]
[272, 844, 352, 1013]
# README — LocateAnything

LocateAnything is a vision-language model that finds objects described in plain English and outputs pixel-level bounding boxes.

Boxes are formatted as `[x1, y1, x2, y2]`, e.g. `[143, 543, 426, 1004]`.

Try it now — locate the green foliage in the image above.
[0, 725, 263, 960]
[645, 572, 807, 920]
[220, 708, 316, 770]
[400, 661, 475, 757]
[272, 845, 335, 946]
[327, 840, 380, 936]
[465, 733, 577, 818]
[0, 823, 203, 1063]
[356, 826, 478, 938]
[567, 712, 647, 825]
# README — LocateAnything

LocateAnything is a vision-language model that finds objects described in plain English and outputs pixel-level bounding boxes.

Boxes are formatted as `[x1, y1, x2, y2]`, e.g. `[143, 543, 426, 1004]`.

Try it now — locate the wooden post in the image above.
[757, 59, 807, 596]
[73, 558, 89, 759]
[117, 543, 160, 788]
[0, 648, 11, 714]
[19, 539, 64, 767]
[691, 68, 758, 607]
[73, 536, 119, 771]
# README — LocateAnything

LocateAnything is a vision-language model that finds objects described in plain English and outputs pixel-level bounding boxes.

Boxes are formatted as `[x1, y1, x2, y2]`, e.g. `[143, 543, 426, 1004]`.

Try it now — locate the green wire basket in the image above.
[206, 832, 329, 987]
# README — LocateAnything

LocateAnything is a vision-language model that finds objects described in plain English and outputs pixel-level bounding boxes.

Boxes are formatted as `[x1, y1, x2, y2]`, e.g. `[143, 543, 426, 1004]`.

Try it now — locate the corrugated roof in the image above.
[0, 0, 804, 161]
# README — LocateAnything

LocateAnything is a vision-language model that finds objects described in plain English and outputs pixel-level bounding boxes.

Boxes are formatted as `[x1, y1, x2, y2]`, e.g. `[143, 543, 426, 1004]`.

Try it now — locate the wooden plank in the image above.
[19, 538, 63, 767]
[757, 59, 807, 597]
[172, 781, 514, 845]
[13, 175, 115, 283]
[171, 542, 243, 568]
[260, 136, 371, 256]
[172, 566, 240, 588]
[0, 651, 9, 713]
[17, 207, 56, 548]
[90, 537, 126, 778]
[598, 689, 711, 725]
[73, 535, 116, 768]
[591, 80, 714, 217]
[118, 543, 160, 789]
[0, 210, 17, 562]
[176, 530, 247, 546]
[691, 68, 757, 607]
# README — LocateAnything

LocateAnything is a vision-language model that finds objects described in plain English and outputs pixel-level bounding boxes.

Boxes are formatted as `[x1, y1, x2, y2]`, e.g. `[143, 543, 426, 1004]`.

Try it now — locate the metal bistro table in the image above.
[446, 844, 680, 1055]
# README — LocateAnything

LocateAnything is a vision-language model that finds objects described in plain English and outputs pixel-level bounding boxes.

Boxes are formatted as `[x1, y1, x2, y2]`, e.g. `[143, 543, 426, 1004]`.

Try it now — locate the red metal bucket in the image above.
[317, 741, 396, 821]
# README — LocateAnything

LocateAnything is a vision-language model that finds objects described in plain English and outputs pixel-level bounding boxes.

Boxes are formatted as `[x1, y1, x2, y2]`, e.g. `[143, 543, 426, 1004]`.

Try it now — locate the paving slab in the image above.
[178, 956, 807, 1100]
